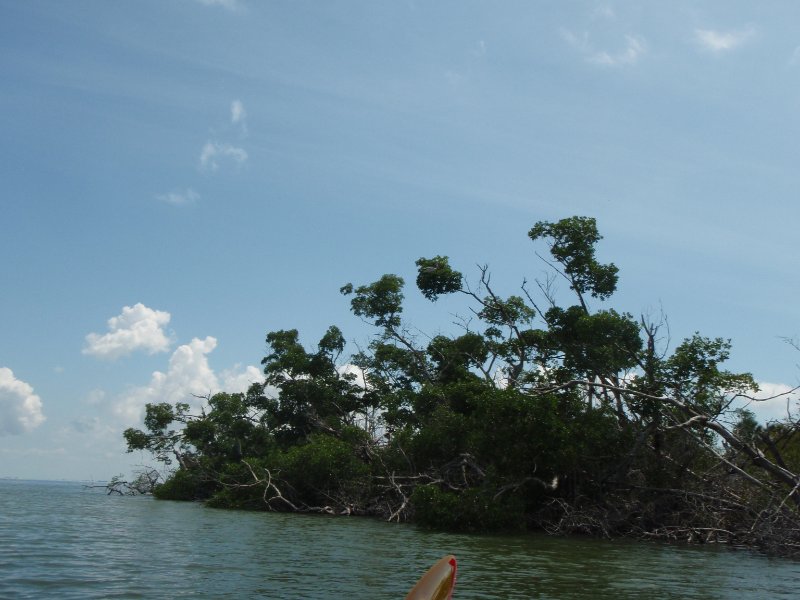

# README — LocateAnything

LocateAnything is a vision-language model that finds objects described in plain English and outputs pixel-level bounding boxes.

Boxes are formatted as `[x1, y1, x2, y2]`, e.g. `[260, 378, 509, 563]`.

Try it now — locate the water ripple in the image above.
[1, 480, 799, 598]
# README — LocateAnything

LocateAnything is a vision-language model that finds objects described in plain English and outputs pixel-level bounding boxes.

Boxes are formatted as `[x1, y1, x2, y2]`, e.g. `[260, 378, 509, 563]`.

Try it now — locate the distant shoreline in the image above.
[0, 477, 110, 485]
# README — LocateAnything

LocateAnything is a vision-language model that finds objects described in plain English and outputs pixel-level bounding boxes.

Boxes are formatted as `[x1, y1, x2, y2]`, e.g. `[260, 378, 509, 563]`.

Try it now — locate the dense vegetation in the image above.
[124, 216, 800, 556]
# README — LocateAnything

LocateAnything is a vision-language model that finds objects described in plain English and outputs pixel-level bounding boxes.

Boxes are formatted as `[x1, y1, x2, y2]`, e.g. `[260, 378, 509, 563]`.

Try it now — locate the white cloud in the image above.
[84, 303, 172, 360]
[592, 5, 615, 20]
[115, 336, 219, 423]
[220, 364, 265, 394]
[561, 28, 590, 52]
[231, 100, 246, 124]
[588, 35, 646, 66]
[195, 0, 241, 10]
[0, 368, 45, 435]
[85, 389, 106, 406]
[199, 141, 248, 172]
[71, 416, 102, 434]
[561, 29, 645, 67]
[338, 364, 368, 389]
[444, 70, 464, 85]
[0, 446, 65, 457]
[739, 382, 800, 424]
[231, 100, 248, 136]
[694, 28, 755, 53]
[114, 337, 264, 424]
[156, 188, 199, 205]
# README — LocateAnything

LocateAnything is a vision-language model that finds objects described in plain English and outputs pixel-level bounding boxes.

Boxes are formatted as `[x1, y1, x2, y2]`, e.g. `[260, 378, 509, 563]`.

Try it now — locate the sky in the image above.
[1, 0, 799, 481]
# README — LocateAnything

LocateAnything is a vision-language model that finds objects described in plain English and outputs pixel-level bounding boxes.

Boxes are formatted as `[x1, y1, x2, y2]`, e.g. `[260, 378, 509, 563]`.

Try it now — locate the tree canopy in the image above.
[124, 215, 800, 557]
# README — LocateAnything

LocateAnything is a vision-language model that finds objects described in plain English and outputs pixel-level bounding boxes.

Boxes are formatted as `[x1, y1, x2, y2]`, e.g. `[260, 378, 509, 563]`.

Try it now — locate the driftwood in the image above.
[95, 468, 161, 495]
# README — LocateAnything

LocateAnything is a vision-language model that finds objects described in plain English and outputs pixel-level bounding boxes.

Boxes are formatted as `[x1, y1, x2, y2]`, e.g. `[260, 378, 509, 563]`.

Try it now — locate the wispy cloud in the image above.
[70, 416, 102, 434]
[156, 188, 199, 205]
[0, 367, 45, 435]
[85, 389, 106, 406]
[592, 5, 615, 20]
[561, 29, 589, 51]
[194, 0, 242, 11]
[83, 303, 172, 360]
[0, 446, 64, 457]
[199, 141, 248, 172]
[444, 70, 464, 86]
[160, 101, 249, 200]
[694, 27, 755, 53]
[231, 99, 248, 136]
[561, 29, 646, 67]
[231, 99, 246, 125]
[589, 35, 646, 66]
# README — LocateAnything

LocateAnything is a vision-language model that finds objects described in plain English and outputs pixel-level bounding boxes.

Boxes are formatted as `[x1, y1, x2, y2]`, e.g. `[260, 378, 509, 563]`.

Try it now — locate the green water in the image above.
[0, 479, 798, 598]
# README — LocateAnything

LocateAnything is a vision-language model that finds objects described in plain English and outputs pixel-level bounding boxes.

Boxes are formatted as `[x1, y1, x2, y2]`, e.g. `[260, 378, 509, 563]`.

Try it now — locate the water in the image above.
[1, 480, 798, 598]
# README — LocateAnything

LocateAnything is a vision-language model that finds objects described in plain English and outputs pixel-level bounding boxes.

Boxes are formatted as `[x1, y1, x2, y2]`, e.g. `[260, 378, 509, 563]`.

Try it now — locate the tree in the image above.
[123, 215, 800, 557]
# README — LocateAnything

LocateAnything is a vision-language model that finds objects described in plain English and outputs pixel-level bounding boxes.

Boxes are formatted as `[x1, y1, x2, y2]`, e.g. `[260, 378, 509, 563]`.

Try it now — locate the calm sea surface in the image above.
[1, 479, 799, 599]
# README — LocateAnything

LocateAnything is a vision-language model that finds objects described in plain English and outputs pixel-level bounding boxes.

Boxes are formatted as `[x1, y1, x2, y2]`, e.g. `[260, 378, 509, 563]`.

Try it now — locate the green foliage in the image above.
[760, 423, 800, 474]
[411, 485, 526, 532]
[733, 409, 760, 445]
[205, 460, 274, 509]
[406, 405, 470, 468]
[415, 256, 462, 301]
[144, 402, 186, 432]
[528, 216, 618, 300]
[478, 295, 535, 327]
[260, 327, 367, 446]
[546, 307, 642, 376]
[665, 334, 757, 415]
[278, 434, 370, 506]
[125, 214, 793, 553]
[154, 468, 208, 501]
[341, 274, 405, 328]
[123, 428, 150, 451]
[427, 333, 488, 384]
[123, 401, 192, 465]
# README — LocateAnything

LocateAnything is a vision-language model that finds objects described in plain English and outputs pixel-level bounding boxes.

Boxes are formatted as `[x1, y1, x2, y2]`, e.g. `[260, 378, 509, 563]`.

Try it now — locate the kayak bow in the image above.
[405, 555, 457, 600]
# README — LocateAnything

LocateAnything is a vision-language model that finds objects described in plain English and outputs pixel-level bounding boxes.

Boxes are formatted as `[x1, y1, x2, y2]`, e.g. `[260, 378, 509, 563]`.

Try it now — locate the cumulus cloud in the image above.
[199, 141, 248, 171]
[220, 364, 266, 394]
[561, 29, 646, 67]
[740, 382, 800, 423]
[694, 27, 755, 53]
[83, 303, 172, 360]
[338, 363, 369, 389]
[0, 368, 45, 435]
[156, 188, 199, 205]
[114, 337, 264, 424]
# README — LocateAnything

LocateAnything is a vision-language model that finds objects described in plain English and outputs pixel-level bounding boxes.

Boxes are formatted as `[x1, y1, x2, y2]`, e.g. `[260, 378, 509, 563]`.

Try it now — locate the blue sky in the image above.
[2, 0, 799, 480]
